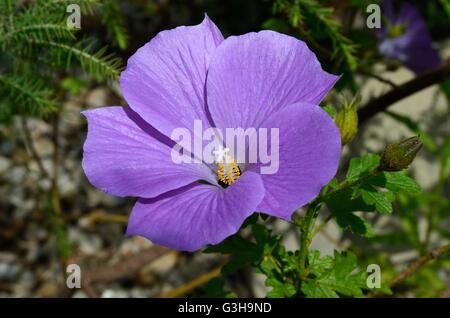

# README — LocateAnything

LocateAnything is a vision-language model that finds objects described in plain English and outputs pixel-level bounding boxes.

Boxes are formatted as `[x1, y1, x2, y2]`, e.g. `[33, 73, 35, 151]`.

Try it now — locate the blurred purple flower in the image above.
[378, 0, 440, 74]
[81, 15, 341, 251]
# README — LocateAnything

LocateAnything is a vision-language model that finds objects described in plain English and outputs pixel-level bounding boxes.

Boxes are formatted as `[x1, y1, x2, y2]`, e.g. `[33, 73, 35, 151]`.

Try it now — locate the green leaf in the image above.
[203, 278, 235, 298]
[204, 224, 280, 274]
[252, 224, 280, 255]
[335, 212, 375, 238]
[301, 281, 339, 298]
[366, 172, 421, 194]
[301, 251, 367, 298]
[204, 235, 261, 274]
[326, 188, 375, 214]
[241, 213, 259, 228]
[323, 105, 337, 119]
[346, 153, 380, 181]
[359, 185, 393, 214]
[327, 178, 339, 190]
[266, 278, 296, 298]
[308, 250, 333, 275]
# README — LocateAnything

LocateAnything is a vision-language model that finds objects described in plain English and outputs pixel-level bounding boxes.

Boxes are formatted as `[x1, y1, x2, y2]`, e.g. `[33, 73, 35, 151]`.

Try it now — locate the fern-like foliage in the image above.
[101, 0, 128, 49]
[0, 0, 124, 121]
[0, 74, 56, 118]
[272, 0, 358, 71]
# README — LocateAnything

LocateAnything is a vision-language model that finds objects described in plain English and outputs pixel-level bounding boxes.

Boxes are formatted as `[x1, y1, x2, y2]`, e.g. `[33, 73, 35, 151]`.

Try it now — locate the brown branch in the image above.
[358, 69, 398, 89]
[389, 243, 450, 288]
[358, 62, 450, 124]
[85, 210, 128, 224]
[157, 266, 222, 298]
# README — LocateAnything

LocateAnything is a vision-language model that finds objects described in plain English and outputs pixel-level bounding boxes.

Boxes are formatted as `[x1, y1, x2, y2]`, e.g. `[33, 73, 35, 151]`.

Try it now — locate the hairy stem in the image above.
[298, 167, 381, 276]
[298, 203, 320, 276]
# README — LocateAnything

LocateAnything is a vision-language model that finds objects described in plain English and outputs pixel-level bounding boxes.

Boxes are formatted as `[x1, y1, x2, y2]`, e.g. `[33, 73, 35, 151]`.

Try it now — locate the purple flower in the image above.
[378, 0, 440, 74]
[82, 15, 341, 251]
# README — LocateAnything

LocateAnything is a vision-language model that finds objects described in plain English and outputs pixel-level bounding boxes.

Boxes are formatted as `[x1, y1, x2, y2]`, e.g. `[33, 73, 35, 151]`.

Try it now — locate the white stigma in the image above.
[213, 146, 231, 164]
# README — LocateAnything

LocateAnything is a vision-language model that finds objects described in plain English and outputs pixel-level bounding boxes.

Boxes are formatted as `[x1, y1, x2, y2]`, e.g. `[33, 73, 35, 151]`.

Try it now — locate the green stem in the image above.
[313, 213, 333, 237]
[318, 167, 381, 204]
[298, 167, 381, 276]
[298, 203, 320, 276]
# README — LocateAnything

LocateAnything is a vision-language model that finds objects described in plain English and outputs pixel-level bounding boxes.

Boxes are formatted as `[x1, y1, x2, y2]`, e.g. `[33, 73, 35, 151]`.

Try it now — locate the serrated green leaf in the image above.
[204, 224, 281, 274]
[327, 178, 339, 190]
[301, 251, 367, 298]
[308, 250, 333, 275]
[203, 278, 235, 298]
[346, 153, 380, 181]
[326, 188, 375, 214]
[366, 172, 421, 194]
[301, 281, 339, 298]
[359, 185, 393, 214]
[252, 223, 280, 255]
[266, 278, 296, 298]
[204, 236, 261, 274]
[335, 212, 375, 237]
[259, 257, 276, 275]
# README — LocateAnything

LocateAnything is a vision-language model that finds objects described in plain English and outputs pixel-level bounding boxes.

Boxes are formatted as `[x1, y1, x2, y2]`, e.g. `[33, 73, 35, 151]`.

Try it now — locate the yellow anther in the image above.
[217, 160, 241, 186]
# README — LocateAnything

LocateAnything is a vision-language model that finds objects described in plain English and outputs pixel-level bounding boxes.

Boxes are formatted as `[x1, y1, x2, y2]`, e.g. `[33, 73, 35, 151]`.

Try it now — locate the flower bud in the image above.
[335, 96, 359, 145]
[380, 136, 423, 171]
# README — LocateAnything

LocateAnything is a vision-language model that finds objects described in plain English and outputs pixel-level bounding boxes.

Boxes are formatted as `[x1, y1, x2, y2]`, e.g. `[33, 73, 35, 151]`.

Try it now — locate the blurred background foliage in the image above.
[0, 0, 449, 298]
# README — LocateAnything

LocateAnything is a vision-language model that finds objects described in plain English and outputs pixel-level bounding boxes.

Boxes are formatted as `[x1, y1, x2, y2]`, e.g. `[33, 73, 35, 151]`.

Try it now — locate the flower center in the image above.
[387, 23, 407, 38]
[213, 146, 241, 187]
[217, 160, 241, 187]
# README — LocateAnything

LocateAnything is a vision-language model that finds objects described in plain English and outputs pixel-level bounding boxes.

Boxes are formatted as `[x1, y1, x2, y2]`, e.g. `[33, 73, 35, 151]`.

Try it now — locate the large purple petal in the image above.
[206, 30, 339, 131]
[126, 171, 265, 251]
[251, 103, 341, 220]
[379, 1, 440, 74]
[120, 15, 223, 140]
[82, 106, 216, 198]
[397, 3, 440, 73]
[402, 45, 440, 74]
